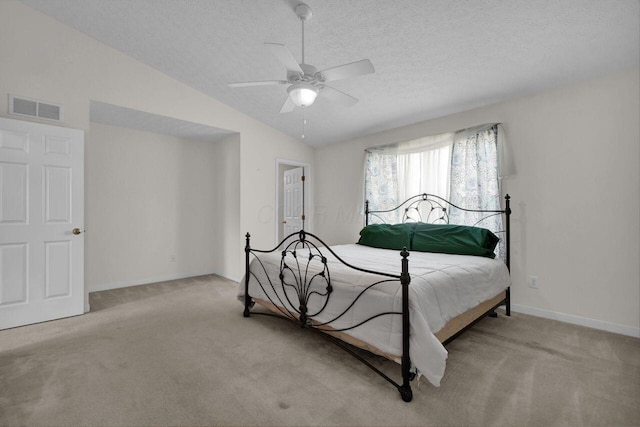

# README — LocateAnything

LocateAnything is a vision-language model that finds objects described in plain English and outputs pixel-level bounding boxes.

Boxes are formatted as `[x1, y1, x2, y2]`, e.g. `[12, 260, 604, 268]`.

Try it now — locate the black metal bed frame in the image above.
[243, 193, 511, 402]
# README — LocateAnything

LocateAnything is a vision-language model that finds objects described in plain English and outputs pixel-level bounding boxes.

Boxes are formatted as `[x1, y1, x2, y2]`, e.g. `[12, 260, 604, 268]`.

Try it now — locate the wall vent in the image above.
[9, 95, 64, 122]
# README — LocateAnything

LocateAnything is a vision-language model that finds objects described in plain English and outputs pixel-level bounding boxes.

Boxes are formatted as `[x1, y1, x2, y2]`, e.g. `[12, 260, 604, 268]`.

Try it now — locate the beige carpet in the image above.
[0, 275, 638, 426]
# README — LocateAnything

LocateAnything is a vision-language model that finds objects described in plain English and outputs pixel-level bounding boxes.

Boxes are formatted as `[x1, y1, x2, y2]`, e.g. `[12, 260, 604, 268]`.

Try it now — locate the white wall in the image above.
[85, 122, 237, 291]
[212, 133, 241, 281]
[315, 68, 640, 336]
[0, 2, 314, 298]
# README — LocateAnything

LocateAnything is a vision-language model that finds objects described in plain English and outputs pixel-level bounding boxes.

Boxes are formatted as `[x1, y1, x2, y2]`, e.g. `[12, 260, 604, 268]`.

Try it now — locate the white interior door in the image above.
[0, 117, 84, 330]
[283, 167, 304, 236]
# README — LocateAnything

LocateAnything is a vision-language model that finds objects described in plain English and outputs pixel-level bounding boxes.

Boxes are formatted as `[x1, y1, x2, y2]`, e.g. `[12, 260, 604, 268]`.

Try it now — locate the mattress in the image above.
[238, 243, 511, 386]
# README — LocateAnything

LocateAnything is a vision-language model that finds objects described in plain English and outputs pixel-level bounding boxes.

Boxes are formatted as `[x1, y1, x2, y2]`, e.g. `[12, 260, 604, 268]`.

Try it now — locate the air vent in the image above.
[9, 95, 63, 122]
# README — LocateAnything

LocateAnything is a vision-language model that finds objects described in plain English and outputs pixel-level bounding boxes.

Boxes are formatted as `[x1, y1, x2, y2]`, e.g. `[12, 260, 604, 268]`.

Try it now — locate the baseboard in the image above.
[216, 272, 242, 283]
[510, 303, 640, 339]
[88, 270, 219, 293]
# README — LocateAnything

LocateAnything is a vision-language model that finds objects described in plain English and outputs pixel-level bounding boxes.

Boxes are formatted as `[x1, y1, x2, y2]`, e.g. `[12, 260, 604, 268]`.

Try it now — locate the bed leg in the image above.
[504, 195, 511, 317]
[399, 385, 413, 402]
[244, 232, 252, 318]
[400, 248, 413, 402]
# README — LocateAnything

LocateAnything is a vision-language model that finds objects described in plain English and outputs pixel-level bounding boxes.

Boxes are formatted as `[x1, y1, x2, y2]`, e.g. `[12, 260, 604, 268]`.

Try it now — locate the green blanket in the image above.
[358, 222, 499, 258]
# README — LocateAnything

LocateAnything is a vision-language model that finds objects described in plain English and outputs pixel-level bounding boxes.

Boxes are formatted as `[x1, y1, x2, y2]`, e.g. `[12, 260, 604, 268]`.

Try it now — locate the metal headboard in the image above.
[365, 193, 512, 270]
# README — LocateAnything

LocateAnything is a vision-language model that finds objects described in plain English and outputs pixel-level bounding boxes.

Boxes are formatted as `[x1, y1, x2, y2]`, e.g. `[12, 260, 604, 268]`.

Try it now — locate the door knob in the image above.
[72, 228, 83, 235]
[282, 220, 287, 224]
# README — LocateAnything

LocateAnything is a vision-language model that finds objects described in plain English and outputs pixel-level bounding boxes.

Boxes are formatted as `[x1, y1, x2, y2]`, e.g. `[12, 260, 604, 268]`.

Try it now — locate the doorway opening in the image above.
[275, 159, 311, 244]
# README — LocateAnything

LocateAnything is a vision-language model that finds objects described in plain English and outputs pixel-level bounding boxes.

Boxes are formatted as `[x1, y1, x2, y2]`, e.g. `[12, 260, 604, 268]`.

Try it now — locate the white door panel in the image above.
[0, 117, 84, 330]
[283, 167, 304, 236]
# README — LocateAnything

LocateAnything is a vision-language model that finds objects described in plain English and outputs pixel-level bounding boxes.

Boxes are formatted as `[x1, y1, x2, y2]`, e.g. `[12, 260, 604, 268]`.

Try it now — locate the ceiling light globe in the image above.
[288, 84, 319, 108]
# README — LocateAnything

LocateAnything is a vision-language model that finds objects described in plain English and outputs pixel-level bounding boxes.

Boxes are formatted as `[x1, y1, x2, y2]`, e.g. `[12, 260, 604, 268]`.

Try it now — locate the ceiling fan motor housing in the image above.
[288, 63, 323, 85]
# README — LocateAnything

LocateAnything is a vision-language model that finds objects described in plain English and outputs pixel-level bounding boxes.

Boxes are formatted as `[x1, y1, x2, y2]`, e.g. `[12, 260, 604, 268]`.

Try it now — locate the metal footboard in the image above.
[243, 230, 414, 402]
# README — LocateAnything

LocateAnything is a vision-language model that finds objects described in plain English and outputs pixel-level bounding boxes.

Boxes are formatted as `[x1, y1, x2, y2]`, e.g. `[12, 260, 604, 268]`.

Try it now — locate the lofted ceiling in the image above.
[21, 0, 640, 147]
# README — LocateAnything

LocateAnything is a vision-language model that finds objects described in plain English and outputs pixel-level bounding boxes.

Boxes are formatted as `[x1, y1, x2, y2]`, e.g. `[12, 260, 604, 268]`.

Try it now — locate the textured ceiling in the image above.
[21, 0, 640, 147]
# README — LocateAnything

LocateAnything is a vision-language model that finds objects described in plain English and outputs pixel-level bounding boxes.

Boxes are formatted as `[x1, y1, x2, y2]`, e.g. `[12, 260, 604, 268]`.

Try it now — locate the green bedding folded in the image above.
[357, 222, 499, 258]
[410, 223, 499, 258]
[357, 223, 413, 250]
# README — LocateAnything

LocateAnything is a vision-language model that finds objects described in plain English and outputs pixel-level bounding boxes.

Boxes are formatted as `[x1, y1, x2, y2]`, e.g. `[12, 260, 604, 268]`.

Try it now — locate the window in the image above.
[365, 131, 454, 224]
[365, 123, 511, 257]
[397, 138, 452, 205]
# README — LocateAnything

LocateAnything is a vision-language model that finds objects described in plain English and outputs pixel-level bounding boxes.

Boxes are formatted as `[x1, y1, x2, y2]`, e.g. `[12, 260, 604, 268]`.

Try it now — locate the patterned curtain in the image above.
[364, 150, 400, 224]
[449, 124, 505, 258]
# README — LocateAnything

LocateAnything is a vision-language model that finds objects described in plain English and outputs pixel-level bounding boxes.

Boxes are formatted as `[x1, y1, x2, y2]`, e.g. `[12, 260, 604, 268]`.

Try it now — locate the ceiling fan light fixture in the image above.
[228, 2, 374, 114]
[288, 83, 319, 107]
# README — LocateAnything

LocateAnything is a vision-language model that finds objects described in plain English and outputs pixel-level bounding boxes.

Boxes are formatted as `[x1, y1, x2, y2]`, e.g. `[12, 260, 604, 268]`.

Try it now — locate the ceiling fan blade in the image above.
[318, 85, 358, 107]
[279, 96, 296, 113]
[319, 59, 375, 82]
[228, 80, 288, 88]
[265, 42, 303, 74]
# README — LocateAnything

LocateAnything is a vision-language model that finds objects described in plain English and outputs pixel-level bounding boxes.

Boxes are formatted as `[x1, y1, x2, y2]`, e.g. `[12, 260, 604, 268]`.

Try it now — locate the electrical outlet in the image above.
[170, 255, 176, 263]
[528, 275, 538, 289]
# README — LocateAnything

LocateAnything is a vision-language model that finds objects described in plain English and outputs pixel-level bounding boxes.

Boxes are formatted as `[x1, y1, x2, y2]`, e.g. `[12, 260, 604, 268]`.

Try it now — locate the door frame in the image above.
[275, 158, 311, 244]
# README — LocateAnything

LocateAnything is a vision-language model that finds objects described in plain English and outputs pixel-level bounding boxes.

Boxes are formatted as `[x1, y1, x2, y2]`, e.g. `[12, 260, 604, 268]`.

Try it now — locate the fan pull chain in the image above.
[301, 108, 307, 139]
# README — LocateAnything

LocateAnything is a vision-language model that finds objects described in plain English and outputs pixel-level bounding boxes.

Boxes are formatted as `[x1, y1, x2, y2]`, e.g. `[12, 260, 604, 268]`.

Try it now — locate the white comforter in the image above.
[237, 243, 511, 386]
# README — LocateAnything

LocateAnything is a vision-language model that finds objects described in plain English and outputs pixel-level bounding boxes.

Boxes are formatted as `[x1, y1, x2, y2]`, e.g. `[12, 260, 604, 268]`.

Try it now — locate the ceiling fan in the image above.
[228, 3, 375, 113]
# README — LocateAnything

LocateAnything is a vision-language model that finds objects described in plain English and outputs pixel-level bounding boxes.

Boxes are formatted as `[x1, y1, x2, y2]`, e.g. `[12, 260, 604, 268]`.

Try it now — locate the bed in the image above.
[239, 193, 512, 402]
